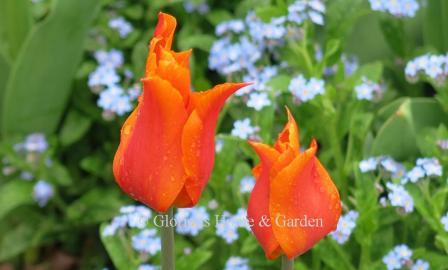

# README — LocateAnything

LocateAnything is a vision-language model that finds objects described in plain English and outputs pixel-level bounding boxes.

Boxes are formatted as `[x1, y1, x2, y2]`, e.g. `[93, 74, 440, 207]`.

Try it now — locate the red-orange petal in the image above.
[156, 48, 191, 104]
[153, 12, 176, 50]
[176, 83, 249, 205]
[114, 76, 188, 212]
[247, 141, 281, 259]
[270, 141, 341, 259]
[274, 107, 300, 154]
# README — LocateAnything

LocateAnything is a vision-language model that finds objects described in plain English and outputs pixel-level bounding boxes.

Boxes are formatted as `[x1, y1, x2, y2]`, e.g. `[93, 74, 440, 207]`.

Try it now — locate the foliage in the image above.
[0, 0, 448, 269]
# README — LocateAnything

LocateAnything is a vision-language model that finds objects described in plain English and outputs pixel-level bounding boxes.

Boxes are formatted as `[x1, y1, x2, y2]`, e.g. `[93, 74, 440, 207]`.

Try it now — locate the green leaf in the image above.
[100, 224, 140, 270]
[1, 0, 101, 137]
[423, 0, 448, 51]
[0, 216, 53, 261]
[266, 74, 291, 93]
[59, 109, 92, 146]
[178, 34, 215, 52]
[67, 188, 126, 225]
[379, 18, 407, 57]
[0, 0, 32, 60]
[177, 249, 213, 270]
[0, 52, 9, 131]
[0, 180, 33, 219]
[370, 98, 448, 159]
[413, 248, 448, 267]
[205, 10, 233, 25]
[255, 6, 286, 21]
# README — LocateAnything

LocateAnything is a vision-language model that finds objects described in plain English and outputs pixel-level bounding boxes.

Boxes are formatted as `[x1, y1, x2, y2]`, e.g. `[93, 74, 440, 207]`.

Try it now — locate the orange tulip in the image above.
[247, 108, 341, 260]
[113, 12, 248, 213]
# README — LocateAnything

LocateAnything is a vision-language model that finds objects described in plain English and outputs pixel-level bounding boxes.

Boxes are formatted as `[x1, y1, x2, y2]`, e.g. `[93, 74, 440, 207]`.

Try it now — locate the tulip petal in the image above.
[177, 110, 204, 207]
[270, 140, 341, 259]
[156, 48, 191, 104]
[176, 83, 249, 204]
[247, 142, 281, 259]
[274, 107, 300, 154]
[114, 76, 188, 213]
[153, 12, 176, 50]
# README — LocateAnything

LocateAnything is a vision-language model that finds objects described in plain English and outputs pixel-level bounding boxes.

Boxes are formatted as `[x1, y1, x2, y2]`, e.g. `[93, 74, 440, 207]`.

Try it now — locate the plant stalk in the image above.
[161, 208, 175, 270]
[282, 256, 294, 270]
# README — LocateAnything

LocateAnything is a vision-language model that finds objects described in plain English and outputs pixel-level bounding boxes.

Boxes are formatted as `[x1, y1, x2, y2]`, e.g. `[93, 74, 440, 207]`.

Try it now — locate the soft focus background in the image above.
[1, 0, 448, 269]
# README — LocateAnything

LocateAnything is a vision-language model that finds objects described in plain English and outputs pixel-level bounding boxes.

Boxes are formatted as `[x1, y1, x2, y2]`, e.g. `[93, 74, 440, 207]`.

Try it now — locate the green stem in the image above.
[282, 256, 294, 270]
[161, 208, 175, 270]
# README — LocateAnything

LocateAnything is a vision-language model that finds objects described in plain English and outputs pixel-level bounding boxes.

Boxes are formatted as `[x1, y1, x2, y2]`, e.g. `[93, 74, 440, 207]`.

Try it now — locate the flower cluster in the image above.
[359, 156, 407, 178]
[175, 207, 210, 236]
[224, 256, 251, 270]
[231, 118, 258, 140]
[330, 210, 358, 244]
[239, 176, 255, 194]
[209, 0, 326, 79]
[385, 182, 414, 213]
[383, 245, 429, 270]
[102, 205, 152, 236]
[216, 209, 250, 244]
[131, 229, 161, 255]
[108, 17, 133, 38]
[402, 158, 443, 184]
[289, 75, 325, 102]
[354, 77, 384, 101]
[88, 49, 140, 119]
[369, 0, 420, 17]
[405, 54, 448, 83]
[287, 0, 326, 25]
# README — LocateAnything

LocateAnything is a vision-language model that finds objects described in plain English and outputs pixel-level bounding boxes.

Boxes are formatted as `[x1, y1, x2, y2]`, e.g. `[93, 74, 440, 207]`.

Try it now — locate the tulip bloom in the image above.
[247, 109, 341, 260]
[113, 12, 247, 213]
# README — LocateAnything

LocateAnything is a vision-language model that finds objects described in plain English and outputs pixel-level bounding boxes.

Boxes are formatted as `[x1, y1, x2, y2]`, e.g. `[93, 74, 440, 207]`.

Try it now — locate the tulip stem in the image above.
[281, 256, 294, 270]
[161, 208, 175, 270]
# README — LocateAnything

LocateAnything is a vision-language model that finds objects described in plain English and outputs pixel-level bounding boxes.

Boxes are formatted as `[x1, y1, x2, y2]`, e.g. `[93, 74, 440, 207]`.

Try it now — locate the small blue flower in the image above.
[330, 210, 358, 244]
[175, 207, 210, 236]
[411, 259, 429, 270]
[33, 180, 54, 207]
[416, 157, 442, 177]
[240, 176, 255, 193]
[287, 0, 326, 25]
[441, 212, 448, 232]
[369, 0, 419, 17]
[405, 54, 448, 83]
[216, 20, 245, 36]
[289, 75, 325, 102]
[380, 157, 406, 178]
[247, 92, 271, 111]
[131, 229, 161, 255]
[403, 166, 425, 183]
[138, 264, 159, 270]
[20, 171, 33, 181]
[112, 95, 132, 116]
[359, 157, 378, 172]
[386, 182, 414, 213]
[382, 249, 402, 270]
[225, 256, 250, 270]
[437, 139, 448, 150]
[354, 77, 382, 101]
[94, 49, 124, 69]
[231, 118, 256, 139]
[22, 133, 48, 153]
[108, 17, 133, 38]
